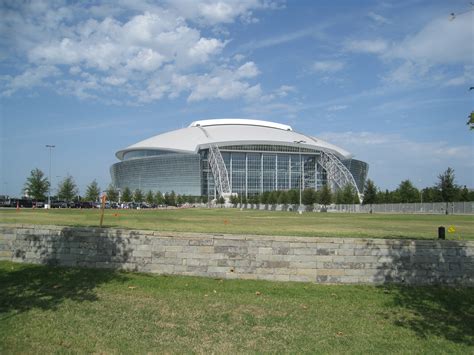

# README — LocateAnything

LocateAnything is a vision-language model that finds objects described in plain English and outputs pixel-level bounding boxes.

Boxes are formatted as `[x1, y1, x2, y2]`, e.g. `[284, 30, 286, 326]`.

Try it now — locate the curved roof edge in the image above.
[190, 118, 292, 131]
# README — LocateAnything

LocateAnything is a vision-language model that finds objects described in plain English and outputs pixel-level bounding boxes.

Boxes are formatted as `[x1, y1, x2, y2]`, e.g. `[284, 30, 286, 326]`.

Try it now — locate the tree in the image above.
[134, 189, 144, 203]
[165, 191, 176, 206]
[362, 179, 377, 205]
[318, 184, 332, 206]
[288, 189, 299, 205]
[339, 184, 358, 204]
[268, 191, 279, 205]
[218, 196, 225, 206]
[106, 184, 119, 202]
[397, 180, 419, 203]
[177, 194, 184, 206]
[302, 188, 316, 206]
[58, 175, 78, 202]
[421, 187, 442, 203]
[229, 194, 239, 207]
[23, 168, 49, 201]
[375, 190, 386, 204]
[437, 167, 458, 214]
[85, 180, 100, 202]
[122, 187, 132, 203]
[248, 194, 259, 204]
[459, 186, 469, 202]
[260, 191, 270, 205]
[467, 111, 474, 130]
[155, 191, 164, 205]
[277, 190, 289, 205]
[145, 190, 154, 205]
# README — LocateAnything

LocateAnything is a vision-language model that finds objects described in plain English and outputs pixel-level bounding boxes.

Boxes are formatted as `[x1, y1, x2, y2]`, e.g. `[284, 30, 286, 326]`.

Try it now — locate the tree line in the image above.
[21, 166, 473, 206]
[362, 167, 473, 205]
[21, 168, 208, 205]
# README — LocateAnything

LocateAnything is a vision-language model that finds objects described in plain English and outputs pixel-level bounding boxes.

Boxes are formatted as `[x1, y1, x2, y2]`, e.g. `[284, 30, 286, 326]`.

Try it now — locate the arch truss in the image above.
[319, 150, 362, 202]
[208, 144, 231, 196]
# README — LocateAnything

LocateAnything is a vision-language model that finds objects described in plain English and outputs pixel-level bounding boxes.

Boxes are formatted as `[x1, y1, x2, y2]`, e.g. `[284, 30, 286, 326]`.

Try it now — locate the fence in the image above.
[330, 202, 474, 215]
[234, 202, 474, 215]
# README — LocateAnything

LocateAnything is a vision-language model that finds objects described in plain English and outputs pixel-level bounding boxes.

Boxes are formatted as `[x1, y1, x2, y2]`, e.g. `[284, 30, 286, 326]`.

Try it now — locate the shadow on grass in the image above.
[384, 285, 474, 346]
[1, 225, 138, 318]
[373, 239, 474, 346]
[0, 262, 129, 319]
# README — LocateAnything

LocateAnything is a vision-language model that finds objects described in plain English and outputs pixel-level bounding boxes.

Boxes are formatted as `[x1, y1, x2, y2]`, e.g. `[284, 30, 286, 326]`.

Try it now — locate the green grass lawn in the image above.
[0, 261, 472, 353]
[0, 207, 473, 240]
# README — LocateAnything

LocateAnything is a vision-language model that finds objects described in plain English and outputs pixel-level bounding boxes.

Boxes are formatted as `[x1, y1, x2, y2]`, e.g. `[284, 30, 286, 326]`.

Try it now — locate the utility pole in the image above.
[46, 145, 55, 208]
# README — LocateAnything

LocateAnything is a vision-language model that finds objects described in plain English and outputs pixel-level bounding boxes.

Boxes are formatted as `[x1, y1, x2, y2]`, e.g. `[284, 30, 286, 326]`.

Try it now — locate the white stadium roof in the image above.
[116, 118, 352, 160]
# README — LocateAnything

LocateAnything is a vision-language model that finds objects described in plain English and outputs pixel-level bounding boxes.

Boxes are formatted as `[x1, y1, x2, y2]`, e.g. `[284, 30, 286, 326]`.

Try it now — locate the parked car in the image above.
[51, 201, 68, 208]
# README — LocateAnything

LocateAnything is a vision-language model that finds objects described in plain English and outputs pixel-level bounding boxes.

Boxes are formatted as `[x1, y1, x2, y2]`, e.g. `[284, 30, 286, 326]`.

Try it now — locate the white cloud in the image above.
[237, 26, 321, 52]
[367, 12, 390, 25]
[383, 61, 422, 84]
[236, 61, 260, 78]
[342, 13, 473, 86]
[312, 60, 345, 73]
[187, 37, 225, 63]
[186, 62, 262, 102]
[275, 85, 296, 97]
[387, 15, 473, 66]
[233, 54, 246, 62]
[126, 49, 166, 71]
[2, 65, 60, 96]
[445, 74, 471, 87]
[165, 0, 273, 25]
[1, 1, 273, 103]
[345, 39, 388, 54]
[327, 105, 348, 112]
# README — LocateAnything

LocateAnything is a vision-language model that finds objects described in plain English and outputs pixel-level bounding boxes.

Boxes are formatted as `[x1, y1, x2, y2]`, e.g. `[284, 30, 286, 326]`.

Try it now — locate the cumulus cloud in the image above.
[0, 1, 273, 103]
[165, 0, 272, 25]
[236, 61, 260, 78]
[312, 60, 345, 73]
[387, 14, 472, 66]
[346, 13, 473, 86]
[345, 39, 388, 54]
[275, 85, 296, 97]
[2, 65, 60, 96]
[186, 63, 262, 102]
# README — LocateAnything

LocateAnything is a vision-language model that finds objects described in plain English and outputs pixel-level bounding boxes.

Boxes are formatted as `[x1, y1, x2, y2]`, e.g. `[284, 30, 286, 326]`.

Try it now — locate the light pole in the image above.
[46, 145, 55, 207]
[418, 179, 424, 213]
[418, 179, 423, 203]
[293, 140, 306, 212]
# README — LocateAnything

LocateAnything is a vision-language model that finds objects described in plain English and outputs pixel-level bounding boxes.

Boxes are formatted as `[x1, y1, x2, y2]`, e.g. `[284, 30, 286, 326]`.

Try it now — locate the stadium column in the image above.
[275, 155, 278, 190]
[245, 153, 248, 198]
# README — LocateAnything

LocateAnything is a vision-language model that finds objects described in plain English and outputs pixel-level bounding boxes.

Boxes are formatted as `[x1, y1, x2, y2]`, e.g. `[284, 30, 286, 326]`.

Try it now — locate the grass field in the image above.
[0, 207, 473, 240]
[0, 261, 472, 353]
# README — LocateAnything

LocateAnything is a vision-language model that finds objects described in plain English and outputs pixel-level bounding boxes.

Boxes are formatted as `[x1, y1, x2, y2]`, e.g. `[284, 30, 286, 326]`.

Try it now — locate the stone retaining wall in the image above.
[0, 224, 472, 285]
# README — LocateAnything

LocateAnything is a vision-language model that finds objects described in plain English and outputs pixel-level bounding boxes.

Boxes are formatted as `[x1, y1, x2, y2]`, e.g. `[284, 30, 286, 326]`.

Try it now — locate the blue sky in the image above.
[1, 0, 473, 197]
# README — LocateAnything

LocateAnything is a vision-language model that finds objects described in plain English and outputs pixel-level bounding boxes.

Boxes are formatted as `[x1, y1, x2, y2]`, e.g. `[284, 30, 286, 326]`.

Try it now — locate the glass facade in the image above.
[343, 159, 369, 193]
[111, 153, 201, 195]
[111, 144, 368, 198]
[203, 147, 328, 198]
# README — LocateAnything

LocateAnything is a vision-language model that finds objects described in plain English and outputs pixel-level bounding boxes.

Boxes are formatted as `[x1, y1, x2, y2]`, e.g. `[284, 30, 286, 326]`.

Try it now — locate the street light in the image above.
[46, 145, 55, 207]
[293, 140, 306, 212]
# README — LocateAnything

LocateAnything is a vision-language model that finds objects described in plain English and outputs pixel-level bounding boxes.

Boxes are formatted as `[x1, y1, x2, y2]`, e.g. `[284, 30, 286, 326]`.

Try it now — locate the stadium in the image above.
[110, 119, 368, 200]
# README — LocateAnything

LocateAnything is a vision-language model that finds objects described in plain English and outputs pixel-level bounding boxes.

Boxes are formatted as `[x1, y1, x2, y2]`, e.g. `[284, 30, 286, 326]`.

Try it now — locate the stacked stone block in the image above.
[0, 224, 472, 285]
